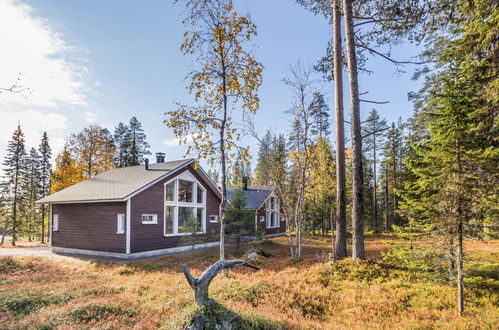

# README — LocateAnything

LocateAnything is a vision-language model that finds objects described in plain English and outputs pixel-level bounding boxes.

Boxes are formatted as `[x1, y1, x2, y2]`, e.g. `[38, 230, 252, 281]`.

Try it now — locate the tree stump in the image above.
[182, 260, 260, 306]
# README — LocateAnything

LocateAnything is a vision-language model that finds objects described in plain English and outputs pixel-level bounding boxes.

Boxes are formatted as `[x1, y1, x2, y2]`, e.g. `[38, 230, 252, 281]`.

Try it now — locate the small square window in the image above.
[260, 216, 264, 222]
[142, 214, 158, 224]
[117, 214, 125, 234]
[209, 215, 219, 223]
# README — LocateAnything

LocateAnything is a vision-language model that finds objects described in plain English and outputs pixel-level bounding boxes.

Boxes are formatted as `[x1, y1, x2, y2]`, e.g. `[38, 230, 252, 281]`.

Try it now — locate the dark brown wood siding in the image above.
[51, 202, 126, 253]
[130, 165, 221, 253]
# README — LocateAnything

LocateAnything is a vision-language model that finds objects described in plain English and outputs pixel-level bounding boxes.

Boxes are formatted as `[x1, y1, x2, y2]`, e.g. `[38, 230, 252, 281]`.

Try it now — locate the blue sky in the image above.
[0, 0, 423, 170]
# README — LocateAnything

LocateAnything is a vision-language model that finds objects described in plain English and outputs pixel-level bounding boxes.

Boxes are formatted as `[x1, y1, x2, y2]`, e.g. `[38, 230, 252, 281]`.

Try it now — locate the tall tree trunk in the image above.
[373, 131, 378, 232]
[342, 0, 364, 259]
[333, 0, 347, 259]
[457, 216, 464, 315]
[385, 167, 390, 229]
[1, 220, 9, 245]
[219, 38, 228, 267]
[392, 136, 398, 226]
[448, 236, 455, 280]
[41, 205, 45, 243]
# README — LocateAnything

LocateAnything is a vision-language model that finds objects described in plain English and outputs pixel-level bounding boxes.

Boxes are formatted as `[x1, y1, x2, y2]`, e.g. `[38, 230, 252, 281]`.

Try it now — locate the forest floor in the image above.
[0, 233, 497, 329]
[0, 238, 49, 249]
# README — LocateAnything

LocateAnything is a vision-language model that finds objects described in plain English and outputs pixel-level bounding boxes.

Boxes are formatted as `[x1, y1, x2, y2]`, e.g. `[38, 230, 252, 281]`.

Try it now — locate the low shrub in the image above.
[70, 303, 136, 323]
[216, 280, 272, 305]
[466, 261, 499, 281]
[319, 259, 390, 285]
[0, 257, 24, 274]
[0, 290, 70, 316]
[382, 247, 439, 272]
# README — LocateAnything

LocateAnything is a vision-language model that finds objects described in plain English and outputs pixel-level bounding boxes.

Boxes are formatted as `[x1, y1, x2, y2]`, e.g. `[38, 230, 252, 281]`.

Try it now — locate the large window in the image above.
[165, 181, 175, 201]
[178, 179, 194, 203]
[163, 174, 206, 236]
[164, 205, 175, 235]
[266, 195, 280, 228]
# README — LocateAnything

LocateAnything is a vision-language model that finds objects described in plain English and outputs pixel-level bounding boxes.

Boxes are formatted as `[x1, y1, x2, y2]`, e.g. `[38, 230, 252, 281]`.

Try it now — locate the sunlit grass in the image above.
[0, 235, 497, 329]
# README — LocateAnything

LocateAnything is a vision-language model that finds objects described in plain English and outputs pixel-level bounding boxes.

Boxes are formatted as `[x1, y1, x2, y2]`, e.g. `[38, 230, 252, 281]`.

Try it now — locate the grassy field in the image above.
[0, 234, 497, 329]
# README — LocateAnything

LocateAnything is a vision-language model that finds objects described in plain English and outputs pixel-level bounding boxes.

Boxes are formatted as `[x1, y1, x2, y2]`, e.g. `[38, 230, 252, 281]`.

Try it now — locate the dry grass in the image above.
[0, 234, 497, 329]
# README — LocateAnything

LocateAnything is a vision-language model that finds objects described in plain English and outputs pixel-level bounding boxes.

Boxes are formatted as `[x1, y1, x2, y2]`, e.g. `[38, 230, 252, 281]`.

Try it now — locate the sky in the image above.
[0, 0, 424, 171]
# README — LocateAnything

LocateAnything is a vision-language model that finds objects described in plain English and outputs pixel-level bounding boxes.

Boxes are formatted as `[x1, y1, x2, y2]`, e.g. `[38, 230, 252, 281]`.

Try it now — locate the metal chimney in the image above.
[242, 176, 248, 191]
[144, 158, 149, 170]
[156, 152, 165, 163]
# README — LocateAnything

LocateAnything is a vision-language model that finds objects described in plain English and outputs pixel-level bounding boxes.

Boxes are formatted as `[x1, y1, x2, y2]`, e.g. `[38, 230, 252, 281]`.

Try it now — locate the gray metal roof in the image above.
[227, 186, 274, 209]
[37, 159, 194, 204]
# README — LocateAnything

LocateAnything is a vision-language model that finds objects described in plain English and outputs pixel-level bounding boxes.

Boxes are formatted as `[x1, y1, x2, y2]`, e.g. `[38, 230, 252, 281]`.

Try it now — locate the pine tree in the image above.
[20, 148, 42, 241]
[127, 117, 151, 166]
[381, 120, 406, 229]
[38, 132, 51, 243]
[2, 124, 27, 246]
[113, 122, 130, 167]
[310, 92, 331, 139]
[255, 130, 273, 186]
[362, 109, 388, 232]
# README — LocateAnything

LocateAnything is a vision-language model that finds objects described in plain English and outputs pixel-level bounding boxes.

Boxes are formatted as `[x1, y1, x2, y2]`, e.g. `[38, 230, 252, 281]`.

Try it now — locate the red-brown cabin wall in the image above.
[51, 202, 126, 253]
[256, 202, 286, 236]
[130, 165, 221, 253]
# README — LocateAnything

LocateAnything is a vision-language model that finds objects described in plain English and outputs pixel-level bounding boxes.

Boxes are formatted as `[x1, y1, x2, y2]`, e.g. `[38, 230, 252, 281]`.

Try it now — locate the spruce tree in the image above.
[255, 130, 273, 186]
[21, 148, 42, 241]
[310, 92, 331, 139]
[2, 124, 27, 246]
[225, 189, 255, 251]
[128, 117, 150, 166]
[362, 109, 388, 231]
[113, 122, 130, 167]
[38, 132, 51, 243]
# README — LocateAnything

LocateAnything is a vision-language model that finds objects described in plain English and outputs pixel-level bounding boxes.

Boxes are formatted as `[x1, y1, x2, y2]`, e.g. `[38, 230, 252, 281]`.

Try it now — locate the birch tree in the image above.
[285, 64, 320, 259]
[68, 125, 115, 179]
[166, 0, 263, 263]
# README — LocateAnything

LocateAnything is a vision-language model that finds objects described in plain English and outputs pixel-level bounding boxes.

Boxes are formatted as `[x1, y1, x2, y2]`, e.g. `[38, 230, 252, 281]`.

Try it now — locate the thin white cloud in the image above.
[163, 134, 197, 147]
[0, 0, 94, 167]
[0, 0, 88, 107]
[83, 111, 97, 123]
[0, 109, 69, 156]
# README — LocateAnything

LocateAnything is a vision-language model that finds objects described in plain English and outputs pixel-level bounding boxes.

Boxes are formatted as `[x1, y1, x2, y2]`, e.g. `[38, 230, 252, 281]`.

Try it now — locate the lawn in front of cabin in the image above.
[0, 234, 497, 329]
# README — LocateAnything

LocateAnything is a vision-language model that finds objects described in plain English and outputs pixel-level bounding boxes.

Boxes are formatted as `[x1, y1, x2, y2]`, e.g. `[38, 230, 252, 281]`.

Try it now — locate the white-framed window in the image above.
[266, 195, 280, 228]
[117, 214, 125, 234]
[209, 215, 219, 223]
[269, 197, 276, 210]
[260, 216, 265, 222]
[163, 171, 207, 236]
[142, 214, 158, 224]
[53, 214, 59, 231]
